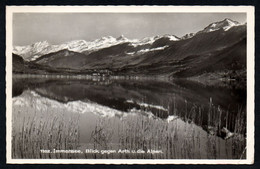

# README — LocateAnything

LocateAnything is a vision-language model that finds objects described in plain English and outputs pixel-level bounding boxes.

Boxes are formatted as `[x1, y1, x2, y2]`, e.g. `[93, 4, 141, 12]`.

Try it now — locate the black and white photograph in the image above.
[5, 6, 254, 164]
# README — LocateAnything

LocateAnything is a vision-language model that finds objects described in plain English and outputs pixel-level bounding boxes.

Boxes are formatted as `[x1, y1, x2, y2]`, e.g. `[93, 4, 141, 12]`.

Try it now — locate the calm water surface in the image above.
[12, 77, 246, 159]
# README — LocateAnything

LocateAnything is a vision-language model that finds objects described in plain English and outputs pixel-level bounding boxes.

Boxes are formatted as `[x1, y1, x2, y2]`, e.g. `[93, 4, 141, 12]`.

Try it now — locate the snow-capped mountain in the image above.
[13, 41, 53, 61]
[116, 35, 128, 42]
[130, 35, 180, 47]
[163, 34, 180, 41]
[181, 33, 195, 40]
[13, 18, 243, 61]
[197, 18, 241, 34]
[13, 34, 181, 61]
[130, 36, 160, 47]
[12, 18, 246, 81]
[13, 36, 126, 61]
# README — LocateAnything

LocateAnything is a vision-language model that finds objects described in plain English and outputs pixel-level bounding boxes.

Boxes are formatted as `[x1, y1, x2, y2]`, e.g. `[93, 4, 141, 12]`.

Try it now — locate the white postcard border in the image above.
[6, 5, 255, 164]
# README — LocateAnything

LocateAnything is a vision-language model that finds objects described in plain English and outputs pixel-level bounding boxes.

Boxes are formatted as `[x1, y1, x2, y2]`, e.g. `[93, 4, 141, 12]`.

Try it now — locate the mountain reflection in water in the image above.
[12, 77, 246, 159]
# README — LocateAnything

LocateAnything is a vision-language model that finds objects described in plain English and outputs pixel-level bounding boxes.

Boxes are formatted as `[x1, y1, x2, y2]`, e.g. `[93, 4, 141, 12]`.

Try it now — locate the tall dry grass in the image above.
[12, 105, 80, 159]
[12, 95, 246, 159]
[85, 97, 246, 159]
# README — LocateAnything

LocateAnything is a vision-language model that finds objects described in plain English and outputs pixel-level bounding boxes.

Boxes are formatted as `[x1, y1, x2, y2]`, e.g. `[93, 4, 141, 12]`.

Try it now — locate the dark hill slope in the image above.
[136, 25, 246, 66]
[13, 53, 26, 73]
[33, 49, 88, 70]
[174, 37, 246, 77]
[114, 37, 246, 77]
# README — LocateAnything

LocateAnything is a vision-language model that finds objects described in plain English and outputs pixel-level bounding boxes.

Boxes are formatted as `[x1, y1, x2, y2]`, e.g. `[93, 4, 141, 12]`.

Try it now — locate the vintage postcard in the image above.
[6, 6, 255, 164]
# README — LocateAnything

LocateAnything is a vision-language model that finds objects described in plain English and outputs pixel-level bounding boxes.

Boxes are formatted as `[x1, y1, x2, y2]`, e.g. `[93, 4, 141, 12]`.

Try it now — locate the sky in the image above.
[13, 13, 246, 46]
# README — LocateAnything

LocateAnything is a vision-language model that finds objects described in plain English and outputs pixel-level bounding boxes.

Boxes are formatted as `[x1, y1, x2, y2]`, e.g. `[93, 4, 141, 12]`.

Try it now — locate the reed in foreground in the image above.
[12, 104, 80, 159]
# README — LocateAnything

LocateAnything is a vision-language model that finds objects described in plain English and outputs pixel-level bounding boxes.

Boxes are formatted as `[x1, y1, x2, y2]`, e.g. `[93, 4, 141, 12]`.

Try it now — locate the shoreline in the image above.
[12, 73, 246, 90]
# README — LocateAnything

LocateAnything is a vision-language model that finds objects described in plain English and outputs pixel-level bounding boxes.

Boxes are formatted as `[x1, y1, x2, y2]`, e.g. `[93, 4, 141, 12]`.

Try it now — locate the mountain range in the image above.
[12, 18, 246, 84]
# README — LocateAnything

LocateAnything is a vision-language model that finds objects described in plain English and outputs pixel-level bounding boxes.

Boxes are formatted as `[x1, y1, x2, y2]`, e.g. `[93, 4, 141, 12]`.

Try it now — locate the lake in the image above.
[12, 77, 246, 159]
